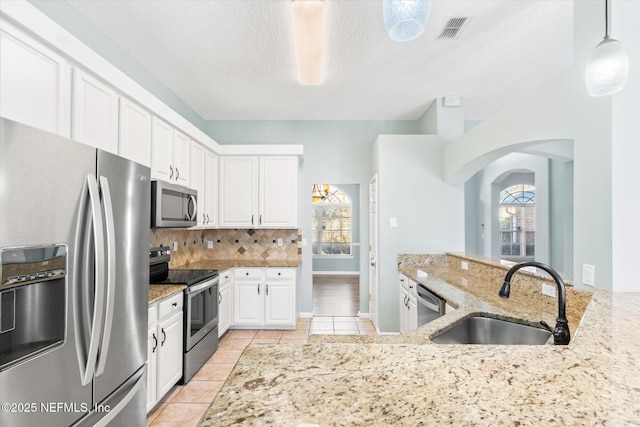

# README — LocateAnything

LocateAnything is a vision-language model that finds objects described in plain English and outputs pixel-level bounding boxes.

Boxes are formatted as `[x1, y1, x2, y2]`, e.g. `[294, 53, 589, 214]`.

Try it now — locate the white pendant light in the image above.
[585, 0, 629, 97]
[383, 0, 431, 42]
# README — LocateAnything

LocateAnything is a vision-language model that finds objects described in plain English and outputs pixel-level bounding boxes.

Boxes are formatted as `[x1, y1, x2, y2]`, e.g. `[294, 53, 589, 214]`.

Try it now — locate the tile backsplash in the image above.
[150, 228, 301, 268]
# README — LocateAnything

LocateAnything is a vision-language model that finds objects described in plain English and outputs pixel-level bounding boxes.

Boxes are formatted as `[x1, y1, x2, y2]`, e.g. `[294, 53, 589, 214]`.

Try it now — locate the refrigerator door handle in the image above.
[79, 174, 107, 386]
[96, 176, 116, 376]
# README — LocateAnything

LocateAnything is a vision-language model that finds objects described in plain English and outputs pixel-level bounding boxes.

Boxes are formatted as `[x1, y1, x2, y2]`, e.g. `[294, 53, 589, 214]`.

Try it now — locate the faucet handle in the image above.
[539, 320, 553, 333]
[552, 319, 571, 345]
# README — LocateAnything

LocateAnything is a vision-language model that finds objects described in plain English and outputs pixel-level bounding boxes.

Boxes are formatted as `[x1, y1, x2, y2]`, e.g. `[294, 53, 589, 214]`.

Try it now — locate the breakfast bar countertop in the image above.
[198, 256, 640, 426]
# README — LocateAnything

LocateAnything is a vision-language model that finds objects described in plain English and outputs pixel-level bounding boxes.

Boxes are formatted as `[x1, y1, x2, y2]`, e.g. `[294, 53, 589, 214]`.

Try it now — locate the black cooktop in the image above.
[151, 269, 218, 287]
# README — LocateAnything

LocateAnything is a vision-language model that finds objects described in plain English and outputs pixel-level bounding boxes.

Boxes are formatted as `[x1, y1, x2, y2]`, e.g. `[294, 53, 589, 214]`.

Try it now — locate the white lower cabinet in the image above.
[399, 274, 418, 334]
[218, 270, 233, 338]
[233, 268, 296, 329]
[147, 292, 183, 413]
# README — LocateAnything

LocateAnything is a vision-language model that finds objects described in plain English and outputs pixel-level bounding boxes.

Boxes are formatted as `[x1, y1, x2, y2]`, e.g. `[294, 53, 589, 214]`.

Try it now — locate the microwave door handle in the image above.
[79, 174, 107, 386]
[187, 194, 197, 221]
[96, 176, 116, 376]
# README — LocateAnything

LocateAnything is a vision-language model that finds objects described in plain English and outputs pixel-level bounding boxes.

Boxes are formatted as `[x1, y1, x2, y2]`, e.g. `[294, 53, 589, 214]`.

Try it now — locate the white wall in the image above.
[373, 135, 465, 332]
[443, 0, 640, 291]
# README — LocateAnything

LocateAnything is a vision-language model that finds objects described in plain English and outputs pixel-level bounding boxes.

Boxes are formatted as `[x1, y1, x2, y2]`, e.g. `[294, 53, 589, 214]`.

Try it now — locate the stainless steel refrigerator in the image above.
[0, 118, 150, 426]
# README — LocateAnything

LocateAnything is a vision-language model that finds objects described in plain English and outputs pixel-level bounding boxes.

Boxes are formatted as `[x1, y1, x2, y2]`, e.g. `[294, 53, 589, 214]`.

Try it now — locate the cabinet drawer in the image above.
[148, 303, 158, 327]
[158, 292, 183, 319]
[219, 269, 233, 286]
[234, 268, 263, 280]
[265, 268, 294, 280]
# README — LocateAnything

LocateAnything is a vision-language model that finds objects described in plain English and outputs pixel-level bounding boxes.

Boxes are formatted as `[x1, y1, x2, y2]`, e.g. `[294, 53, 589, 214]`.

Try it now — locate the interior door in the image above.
[369, 175, 379, 329]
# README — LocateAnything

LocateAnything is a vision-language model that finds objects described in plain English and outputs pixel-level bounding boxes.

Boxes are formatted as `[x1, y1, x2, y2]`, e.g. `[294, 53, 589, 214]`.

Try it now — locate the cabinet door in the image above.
[233, 280, 262, 325]
[173, 129, 191, 186]
[204, 151, 219, 227]
[151, 116, 173, 182]
[119, 97, 151, 167]
[218, 283, 233, 337]
[259, 157, 298, 228]
[219, 156, 259, 228]
[190, 142, 206, 226]
[399, 288, 408, 334]
[146, 327, 158, 412]
[408, 296, 418, 332]
[72, 68, 119, 153]
[156, 311, 183, 398]
[264, 281, 294, 325]
[0, 19, 71, 137]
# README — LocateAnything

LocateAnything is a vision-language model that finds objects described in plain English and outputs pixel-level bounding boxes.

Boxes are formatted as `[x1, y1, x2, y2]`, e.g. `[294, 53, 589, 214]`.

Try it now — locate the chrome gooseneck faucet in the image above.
[499, 261, 571, 345]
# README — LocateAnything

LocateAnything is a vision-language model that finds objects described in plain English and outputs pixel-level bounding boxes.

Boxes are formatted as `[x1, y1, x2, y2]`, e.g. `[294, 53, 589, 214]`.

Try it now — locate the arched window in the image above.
[311, 185, 352, 257]
[499, 184, 535, 259]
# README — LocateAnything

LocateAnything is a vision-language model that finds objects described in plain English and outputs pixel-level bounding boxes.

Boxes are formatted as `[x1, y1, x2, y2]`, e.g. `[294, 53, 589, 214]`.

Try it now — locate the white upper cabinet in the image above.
[205, 150, 219, 227]
[219, 156, 298, 228]
[119, 97, 151, 167]
[219, 156, 259, 228]
[72, 68, 119, 153]
[172, 129, 190, 186]
[151, 116, 190, 186]
[190, 143, 219, 227]
[260, 157, 298, 228]
[0, 19, 71, 137]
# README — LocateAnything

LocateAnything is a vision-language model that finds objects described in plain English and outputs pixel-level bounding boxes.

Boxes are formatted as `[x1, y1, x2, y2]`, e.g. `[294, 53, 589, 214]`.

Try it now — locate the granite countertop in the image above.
[149, 284, 186, 304]
[173, 258, 301, 271]
[198, 257, 640, 426]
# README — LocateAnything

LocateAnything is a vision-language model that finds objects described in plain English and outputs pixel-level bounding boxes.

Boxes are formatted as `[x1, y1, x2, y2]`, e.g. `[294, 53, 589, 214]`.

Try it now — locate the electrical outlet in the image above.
[541, 283, 556, 297]
[583, 264, 595, 286]
[207, 240, 213, 249]
[389, 217, 398, 228]
[301, 238, 307, 247]
[461, 261, 469, 270]
[277, 238, 283, 247]
[173, 241, 178, 251]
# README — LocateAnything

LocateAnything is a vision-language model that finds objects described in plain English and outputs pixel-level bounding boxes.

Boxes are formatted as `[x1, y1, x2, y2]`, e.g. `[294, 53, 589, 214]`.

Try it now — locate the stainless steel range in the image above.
[149, 247, 219, 383]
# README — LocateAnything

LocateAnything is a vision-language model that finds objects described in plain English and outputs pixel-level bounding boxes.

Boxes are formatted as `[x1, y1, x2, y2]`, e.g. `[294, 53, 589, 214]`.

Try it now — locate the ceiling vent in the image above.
[437, 17, 470, 39]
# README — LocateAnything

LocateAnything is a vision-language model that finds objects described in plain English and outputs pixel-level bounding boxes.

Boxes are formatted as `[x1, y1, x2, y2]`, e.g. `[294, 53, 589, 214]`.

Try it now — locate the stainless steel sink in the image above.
[430, 315, 552, 345]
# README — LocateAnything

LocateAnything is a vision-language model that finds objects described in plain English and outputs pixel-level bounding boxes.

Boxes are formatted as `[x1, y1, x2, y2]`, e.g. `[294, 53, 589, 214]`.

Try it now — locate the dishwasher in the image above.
[416, 283, 446, 326]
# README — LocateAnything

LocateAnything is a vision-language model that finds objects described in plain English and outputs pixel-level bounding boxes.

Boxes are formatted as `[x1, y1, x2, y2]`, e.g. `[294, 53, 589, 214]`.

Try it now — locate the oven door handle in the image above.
[416, 290, 442, 312]
[186, 279, 217, 295]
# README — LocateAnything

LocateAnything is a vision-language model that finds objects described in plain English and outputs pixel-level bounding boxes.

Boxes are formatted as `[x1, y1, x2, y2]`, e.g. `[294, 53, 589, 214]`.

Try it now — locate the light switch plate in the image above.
[389, 217, 398, 228]
[207, 240, 213, 249]
[583, 264, 595, 286]
[461, 261, 469, 270]
[541, 283, 556, 297]
[173, 241, 178, 251]
[277, 238, 283, 247]
[301, 238, 307, 247]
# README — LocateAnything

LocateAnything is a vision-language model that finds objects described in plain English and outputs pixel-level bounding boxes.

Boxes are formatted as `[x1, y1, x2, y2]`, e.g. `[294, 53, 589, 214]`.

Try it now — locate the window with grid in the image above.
[311, 185, 352, 257]
[499, 184, 535, 260]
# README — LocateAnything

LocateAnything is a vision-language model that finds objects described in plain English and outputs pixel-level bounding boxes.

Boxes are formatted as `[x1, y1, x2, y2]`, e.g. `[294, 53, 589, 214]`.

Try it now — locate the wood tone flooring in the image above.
[147, 317, 377, 427]
[312, 274, 360, 317]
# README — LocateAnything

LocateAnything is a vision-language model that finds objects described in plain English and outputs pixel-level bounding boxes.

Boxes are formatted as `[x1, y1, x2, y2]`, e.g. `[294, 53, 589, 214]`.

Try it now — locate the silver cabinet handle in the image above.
[161, 328, 166, 346]
[152, 333, 157, 353]
[251, 215, 254, 225]
[206, 214, 210, 224]
[258, 283, 260, 295]
[169, 165, 174, 180]
[219, 291, 222, 304]
[259, 214, 262, 225]
[266, 284, 269, 295]
[175, 167, 180, 181]
[203, 213, 207, 224]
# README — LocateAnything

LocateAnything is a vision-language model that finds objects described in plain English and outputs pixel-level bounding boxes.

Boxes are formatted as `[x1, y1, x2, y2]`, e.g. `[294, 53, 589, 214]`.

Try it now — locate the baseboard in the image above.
[312, 271, 360, 276]
[298, 312, 314, 318]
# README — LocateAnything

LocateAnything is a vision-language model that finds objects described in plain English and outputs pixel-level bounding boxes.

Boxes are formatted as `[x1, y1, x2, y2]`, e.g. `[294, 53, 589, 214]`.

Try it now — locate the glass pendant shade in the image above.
[383, 0, 430, 41]
[585, 37, 629, 96]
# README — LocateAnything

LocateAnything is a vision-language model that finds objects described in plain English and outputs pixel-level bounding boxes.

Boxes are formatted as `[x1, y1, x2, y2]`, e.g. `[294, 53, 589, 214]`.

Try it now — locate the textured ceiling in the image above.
[66, 0, 573, 121]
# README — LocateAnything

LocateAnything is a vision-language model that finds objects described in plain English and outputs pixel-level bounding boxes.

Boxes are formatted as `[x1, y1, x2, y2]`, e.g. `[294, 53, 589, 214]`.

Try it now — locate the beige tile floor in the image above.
[146, 316, 377, 427]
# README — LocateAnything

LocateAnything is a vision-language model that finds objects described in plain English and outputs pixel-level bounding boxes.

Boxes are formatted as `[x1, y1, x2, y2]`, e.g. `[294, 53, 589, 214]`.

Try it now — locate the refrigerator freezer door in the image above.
[0, 118, 94, 426]
[93, 150, 150, 405]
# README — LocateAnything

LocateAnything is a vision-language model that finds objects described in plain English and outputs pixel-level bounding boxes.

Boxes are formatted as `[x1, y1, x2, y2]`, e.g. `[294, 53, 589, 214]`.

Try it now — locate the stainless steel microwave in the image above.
[151, 180, 198, 228]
